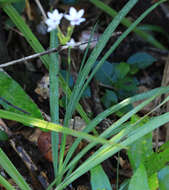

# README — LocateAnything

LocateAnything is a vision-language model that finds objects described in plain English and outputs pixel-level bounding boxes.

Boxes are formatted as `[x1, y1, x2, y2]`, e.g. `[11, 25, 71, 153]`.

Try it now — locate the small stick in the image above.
[0, 41, 96, 68]
[160, 3, 169, 20]
[0, 47, 59, 68]
[34, 0, 47, 20]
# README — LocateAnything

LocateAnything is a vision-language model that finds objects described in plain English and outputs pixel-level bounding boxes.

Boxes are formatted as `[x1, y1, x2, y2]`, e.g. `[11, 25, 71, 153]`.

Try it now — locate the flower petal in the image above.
[64, 14, 72, 21]
[47, 12, 53, 19]
[58, 13, 63, 20]
[53, 9, 59, 16]
[79, 18, 86, 23]
[69, 7, 77, 16]
[77, 9, 84, 18]
[45, 19, 54, 26]
[67, 38, 76, 47]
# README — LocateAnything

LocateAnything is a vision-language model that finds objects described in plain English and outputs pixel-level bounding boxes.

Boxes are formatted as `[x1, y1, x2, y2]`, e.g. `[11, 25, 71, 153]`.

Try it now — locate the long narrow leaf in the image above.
[0, 148, 31, 190]
[2, 3, 91, 127]
[59, 0, 139, 177]
[80, 0, 166, 102]
[49, 30, 60, 176]
[48, 87, 169, 189]
[62, 0, 168, 167]
[56, 112, 169, 189]
[2, 4, 49, 68]
[0, 174, 16, 190]
[63, 0, 139, 123]
[90, 0, 167, 50]
[62, 86, 169, 173]
[0, 109, 111, 145]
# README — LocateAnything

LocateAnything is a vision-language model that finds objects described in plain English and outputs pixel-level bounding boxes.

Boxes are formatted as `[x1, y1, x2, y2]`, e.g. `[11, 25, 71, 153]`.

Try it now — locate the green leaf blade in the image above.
[0, 71, 42, 118]
[128, 163, 150, 190]
[90, 164, 112, 190]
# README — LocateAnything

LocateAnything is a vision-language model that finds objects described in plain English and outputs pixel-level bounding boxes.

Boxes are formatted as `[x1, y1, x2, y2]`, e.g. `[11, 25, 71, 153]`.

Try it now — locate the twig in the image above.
[0, 47, 59, 68]
[160, 3, 169, 20]
[34, 0, 47, 20]
[0, 119, 49, 189]
[0, 41, 97, 68]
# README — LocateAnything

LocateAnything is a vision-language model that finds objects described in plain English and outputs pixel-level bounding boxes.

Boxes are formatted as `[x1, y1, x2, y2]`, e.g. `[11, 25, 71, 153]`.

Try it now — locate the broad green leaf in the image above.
[101, 90, 118, 108]
[94, 61, 116, 85]
[0, 0, 21, 3]
[127, 52, 156, 69]
[127, 115, 153, 170]
[158, 166, 169, 190]
[144, 141, 169, 176]
[148, 173, 159, 190]
[115, 62, 130, 79]
[116, 77, 138, 99]
[128, 163, 150, 190]
[0, 130, 8, 141]
[90, 164, 112, 190]
[0, 71, 42, 118]
[13, 0, 25, 13]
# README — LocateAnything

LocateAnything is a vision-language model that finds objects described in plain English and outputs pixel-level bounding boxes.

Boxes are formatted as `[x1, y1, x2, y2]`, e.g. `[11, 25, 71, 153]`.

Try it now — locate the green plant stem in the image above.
[49, 30, 60, 176]
[58, 47, 72, 182]
[90, 0, 167, 50]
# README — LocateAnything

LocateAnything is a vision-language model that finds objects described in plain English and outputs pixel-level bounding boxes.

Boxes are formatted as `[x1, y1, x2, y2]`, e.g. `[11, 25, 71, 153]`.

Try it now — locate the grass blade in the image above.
[60, 0, 168, 172]
[2, 3, 91, 126]
[90, 0, 167, 50]
[0, 109, 111, 145]
[56, 87, 169, 186]
[0, 174, 16, 190]
[49, 30, 60, 176]
[2, 3, 49, 68]
[64, 0, 139, 123]
[0, 148, 31, 190]
[81, 0, 166, 101]
[56, 112, 169, 189]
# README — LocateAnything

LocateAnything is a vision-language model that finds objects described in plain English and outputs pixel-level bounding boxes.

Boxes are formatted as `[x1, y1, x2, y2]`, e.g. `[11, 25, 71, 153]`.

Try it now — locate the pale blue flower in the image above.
[45, 9, 63, 32]
[64, 7, 86, 26]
